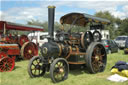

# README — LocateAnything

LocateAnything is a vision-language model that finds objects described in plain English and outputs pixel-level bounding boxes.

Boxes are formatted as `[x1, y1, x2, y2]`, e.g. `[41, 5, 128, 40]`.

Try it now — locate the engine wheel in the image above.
[85, 42, 107, 73]
[81, 31, 94, 49]
[0, 57, 15, 72]
[50, 58, 69, 83]
[19, 35, 29, 46]
[93, 31, 102, 42]
[21, 42, 38, 60]
[28, 56, 46, 77]
[0, 52, 8, 59]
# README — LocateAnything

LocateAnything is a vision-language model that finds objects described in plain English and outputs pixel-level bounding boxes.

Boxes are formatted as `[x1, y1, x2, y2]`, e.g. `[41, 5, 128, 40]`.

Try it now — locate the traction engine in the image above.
[0, 21, 43, 72]
[28, 6, 110, 83]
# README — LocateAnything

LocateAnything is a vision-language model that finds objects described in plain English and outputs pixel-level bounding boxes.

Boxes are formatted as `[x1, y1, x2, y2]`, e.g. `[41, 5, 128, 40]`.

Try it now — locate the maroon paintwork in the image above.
[0, 21, 44, 72]
[0, 21, 44, 31]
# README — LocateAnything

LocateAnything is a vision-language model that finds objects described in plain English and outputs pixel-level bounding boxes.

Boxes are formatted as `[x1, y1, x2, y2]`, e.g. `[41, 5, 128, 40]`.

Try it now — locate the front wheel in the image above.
[85, 42, 107, 73]
[50, 58, 69, 83]
[28, 56, 46, 78]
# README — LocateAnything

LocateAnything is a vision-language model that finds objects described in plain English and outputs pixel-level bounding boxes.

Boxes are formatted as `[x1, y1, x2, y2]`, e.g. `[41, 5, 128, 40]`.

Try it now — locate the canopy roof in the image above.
[0, 21, 44, 31]
[60, 13, 110, 27]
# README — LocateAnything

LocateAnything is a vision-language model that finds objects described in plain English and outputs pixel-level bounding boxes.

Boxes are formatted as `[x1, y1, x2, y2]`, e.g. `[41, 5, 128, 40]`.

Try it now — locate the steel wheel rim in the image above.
[91, 45, 106, 72]
[0, 57, 15, 72]
[30, 57, 45, 77]
[53, 60, 68, 82]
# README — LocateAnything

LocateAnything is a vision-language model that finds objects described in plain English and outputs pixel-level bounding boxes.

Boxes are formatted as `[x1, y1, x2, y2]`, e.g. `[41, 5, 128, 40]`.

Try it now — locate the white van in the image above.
[114, 36, 128, 48]
[28, 32, 56, 47]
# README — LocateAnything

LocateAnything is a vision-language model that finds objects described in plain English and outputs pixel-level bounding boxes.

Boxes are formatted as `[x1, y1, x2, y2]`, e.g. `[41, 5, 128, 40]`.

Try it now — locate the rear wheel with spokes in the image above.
[86, 42, 107, 73]
[21, 42, 38, 60]
[50, 58, 69, 83]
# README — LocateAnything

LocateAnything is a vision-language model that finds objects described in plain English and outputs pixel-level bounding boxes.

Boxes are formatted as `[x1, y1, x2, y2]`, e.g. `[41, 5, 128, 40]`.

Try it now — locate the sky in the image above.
[0, 0, 128, 24]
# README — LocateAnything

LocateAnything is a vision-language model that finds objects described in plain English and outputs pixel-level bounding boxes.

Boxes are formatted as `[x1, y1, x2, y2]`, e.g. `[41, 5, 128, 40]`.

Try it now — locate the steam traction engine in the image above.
[0, 21, 44, 72]
[28, 6, 110, 83]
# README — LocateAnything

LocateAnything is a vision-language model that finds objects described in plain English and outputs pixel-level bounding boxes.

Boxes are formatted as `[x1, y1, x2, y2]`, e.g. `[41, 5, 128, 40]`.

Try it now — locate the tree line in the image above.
[27, 11, 128, 39]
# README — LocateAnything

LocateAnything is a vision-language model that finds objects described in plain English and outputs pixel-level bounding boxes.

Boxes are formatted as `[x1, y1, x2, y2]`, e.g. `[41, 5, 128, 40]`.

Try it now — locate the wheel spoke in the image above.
[32, 62, 36, 66]
[38, 69, 40, 74]
[31, 68, 36, 70]
[36, 59, 40, 64]
[99, 54, 105, 61]
[34, 69, 37, 74]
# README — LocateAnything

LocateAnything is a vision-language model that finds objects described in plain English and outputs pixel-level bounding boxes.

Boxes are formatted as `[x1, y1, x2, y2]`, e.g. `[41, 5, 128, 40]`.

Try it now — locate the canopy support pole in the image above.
[3, 23, 6, 35]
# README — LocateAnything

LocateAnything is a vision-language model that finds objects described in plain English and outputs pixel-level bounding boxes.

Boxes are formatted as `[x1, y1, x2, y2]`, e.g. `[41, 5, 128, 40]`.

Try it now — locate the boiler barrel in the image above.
[41, 42, 60, 57]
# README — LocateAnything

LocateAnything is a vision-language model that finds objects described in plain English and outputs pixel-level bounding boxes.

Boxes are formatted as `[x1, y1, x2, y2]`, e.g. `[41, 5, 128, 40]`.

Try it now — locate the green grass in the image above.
[0, 50, 128, 85]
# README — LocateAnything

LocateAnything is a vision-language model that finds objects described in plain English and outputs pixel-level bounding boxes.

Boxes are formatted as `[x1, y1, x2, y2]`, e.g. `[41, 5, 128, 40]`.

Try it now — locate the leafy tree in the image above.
[118, 18, 128, 35]
[95, 11, 121, 39]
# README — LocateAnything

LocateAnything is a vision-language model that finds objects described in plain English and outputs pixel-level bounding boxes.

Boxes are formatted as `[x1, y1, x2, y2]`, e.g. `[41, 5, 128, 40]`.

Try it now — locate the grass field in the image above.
[0, 50, 128, 85]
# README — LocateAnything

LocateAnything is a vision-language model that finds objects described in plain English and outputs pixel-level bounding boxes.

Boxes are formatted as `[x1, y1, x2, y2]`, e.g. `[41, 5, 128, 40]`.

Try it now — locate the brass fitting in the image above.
[48, 5, 56, 8]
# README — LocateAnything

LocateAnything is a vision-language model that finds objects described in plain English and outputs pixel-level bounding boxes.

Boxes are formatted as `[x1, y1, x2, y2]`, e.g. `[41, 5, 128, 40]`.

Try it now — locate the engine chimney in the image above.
[48, 6, 56, 40]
